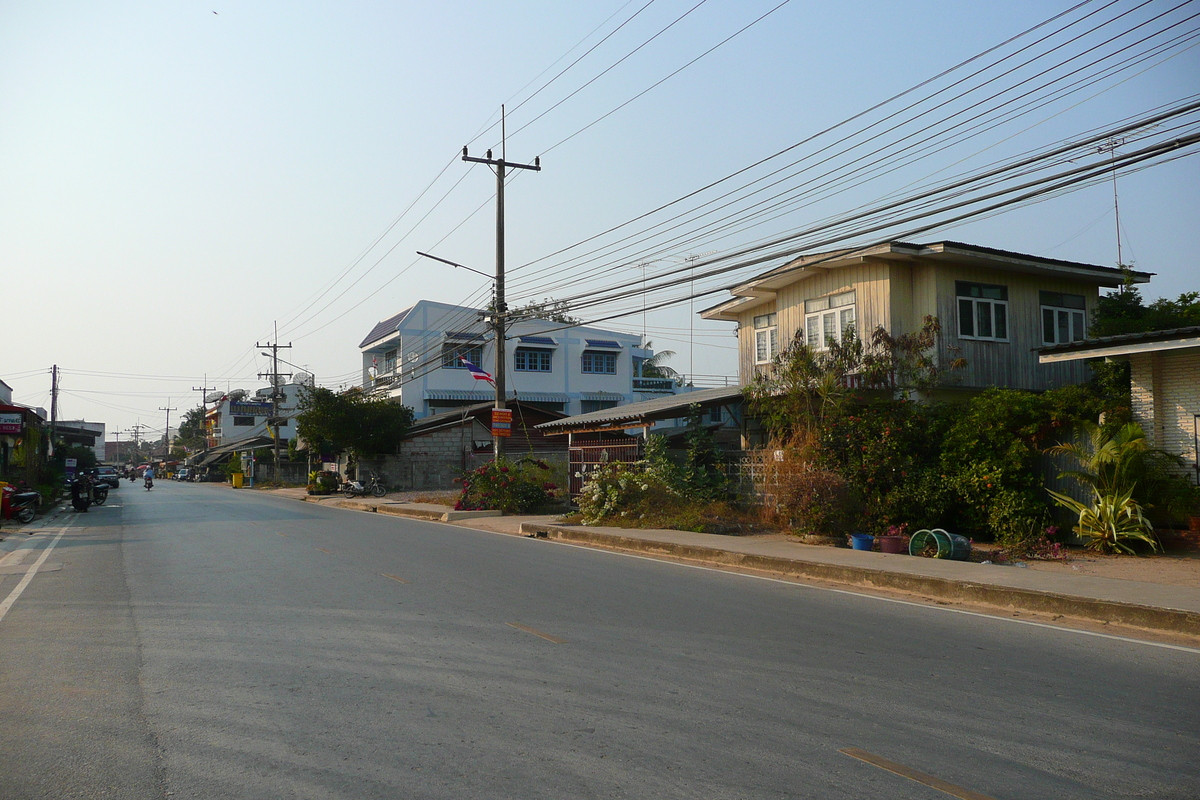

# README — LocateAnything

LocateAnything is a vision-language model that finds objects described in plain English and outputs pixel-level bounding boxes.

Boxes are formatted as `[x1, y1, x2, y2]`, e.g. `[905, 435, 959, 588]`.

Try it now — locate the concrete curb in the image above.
[521, 523, 1200, 637]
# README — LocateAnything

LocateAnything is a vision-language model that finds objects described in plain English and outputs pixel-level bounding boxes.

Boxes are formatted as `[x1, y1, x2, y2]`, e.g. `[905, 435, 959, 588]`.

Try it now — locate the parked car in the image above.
[85, 466, 121, 489]
[175, 468, 192, 482]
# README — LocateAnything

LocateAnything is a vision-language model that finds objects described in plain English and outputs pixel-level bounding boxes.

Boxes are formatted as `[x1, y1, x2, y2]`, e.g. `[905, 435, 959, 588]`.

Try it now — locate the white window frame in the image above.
[753, 312, 778, 364]
[956, 282, 1009, 342]
[804, 290, 856, 351]
[1040, 291, 1086, 346]
[442, 342, 484, 369]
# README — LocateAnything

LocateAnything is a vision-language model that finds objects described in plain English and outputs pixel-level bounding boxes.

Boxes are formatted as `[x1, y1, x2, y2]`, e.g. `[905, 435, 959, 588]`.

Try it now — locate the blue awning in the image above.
[585, 339, 621, 348]
[518, 336, 557, 346]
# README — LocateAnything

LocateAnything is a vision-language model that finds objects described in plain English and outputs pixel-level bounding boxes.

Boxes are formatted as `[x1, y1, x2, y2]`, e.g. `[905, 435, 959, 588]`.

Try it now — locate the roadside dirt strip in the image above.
[519, 523, 1200, 638]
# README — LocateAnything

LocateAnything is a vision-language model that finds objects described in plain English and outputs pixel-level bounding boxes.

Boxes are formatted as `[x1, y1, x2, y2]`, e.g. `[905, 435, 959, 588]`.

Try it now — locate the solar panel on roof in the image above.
[585, 339, 621, 348]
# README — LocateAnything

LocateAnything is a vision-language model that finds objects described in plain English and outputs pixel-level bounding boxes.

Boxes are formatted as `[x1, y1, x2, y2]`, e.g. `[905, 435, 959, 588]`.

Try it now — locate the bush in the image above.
[577, 460, 757, 533]
[455, 458, 558, 513]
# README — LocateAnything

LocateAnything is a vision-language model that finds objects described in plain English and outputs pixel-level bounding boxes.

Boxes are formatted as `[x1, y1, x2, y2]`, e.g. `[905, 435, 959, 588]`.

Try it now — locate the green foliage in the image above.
[577, 461, 676, 526]
[508, 297, 580, 325]
[1091, 285, 1200, 337]
[306, 470, 339, 495]
[287, 438, 301, 461]
[818, 400, 953, 531]
[296, 386, 414, 458]
[455, 457, 558, 513]
[225, 453, 242, 477]
[1047, 484, 1159, 554]
[746, 316, 962, 436]
[52, 444, 97, 471]
[175, 407, 207, 451]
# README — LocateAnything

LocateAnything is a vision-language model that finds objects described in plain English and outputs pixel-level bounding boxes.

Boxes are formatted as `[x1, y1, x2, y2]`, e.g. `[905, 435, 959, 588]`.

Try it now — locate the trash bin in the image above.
[231, 472, 244, 489]
[850, 533, 875, 551]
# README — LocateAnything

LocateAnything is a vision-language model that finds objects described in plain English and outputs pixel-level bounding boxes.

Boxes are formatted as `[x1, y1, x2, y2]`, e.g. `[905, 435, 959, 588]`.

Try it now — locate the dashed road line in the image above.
[506, 622, 568, 644]
[839, 747, 996, 800]
[315, 547, 333, 554]
[380, 573, 408, 584]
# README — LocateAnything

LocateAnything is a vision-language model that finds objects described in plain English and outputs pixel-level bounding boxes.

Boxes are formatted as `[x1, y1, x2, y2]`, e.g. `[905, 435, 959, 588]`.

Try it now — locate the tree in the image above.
[295, 386, 414, 458]
[507, 297, 580, 325]
[174, 407, 207, 452]
[638, 341, 683, 385]
[1092, 285, 1200, 337]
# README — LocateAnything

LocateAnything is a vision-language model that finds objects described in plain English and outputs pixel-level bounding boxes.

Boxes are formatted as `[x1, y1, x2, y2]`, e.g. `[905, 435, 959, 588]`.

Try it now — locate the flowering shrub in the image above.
[577, 462, 675, 525]
[455, 458, 558, 513]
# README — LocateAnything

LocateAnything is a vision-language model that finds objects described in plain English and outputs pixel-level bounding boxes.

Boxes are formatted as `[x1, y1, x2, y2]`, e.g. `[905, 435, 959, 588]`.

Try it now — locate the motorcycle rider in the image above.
[144, 466, 155, 490]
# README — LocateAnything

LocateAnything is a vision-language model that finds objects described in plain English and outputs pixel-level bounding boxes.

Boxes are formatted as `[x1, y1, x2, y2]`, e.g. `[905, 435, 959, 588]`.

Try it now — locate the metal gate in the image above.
[568, 441, 642, 495]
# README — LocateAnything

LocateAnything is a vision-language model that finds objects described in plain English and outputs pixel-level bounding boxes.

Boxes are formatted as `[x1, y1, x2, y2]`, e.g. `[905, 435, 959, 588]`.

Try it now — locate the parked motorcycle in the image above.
[342, 473, 386, 499]
[3, 485, 40, 524]
[91, 482, 109, 505]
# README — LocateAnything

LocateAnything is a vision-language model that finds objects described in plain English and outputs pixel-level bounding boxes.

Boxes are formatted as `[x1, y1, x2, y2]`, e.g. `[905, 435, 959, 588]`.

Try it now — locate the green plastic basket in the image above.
[909, 528, 971, 560]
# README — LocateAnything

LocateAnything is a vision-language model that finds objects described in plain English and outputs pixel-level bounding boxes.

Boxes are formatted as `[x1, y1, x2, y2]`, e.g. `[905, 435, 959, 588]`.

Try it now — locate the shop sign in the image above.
[0, 412, 21, 434]
[490, 408, 513, 438]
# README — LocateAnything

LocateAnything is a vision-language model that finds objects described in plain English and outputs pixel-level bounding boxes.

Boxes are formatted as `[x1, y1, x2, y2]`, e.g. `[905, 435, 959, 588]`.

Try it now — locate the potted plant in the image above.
[877, 523, 908, 554]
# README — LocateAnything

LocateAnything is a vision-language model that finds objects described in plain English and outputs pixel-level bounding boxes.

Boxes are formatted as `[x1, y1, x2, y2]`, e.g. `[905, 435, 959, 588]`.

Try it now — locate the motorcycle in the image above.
[3, 485, 40, 524]
[91, 482, 109, 505]
[144, 476, 154, 491]
[342, 473, 387, 499]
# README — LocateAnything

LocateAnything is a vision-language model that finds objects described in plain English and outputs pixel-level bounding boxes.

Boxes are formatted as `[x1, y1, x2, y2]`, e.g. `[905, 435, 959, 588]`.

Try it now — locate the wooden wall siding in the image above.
[933, 265, 1096, 391]
[734, 262, 892, 383]
[1130, 349, 1200, 477]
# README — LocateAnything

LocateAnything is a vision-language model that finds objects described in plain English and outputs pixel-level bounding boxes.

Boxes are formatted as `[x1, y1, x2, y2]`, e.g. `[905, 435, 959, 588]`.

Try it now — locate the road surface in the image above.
[1, 481, 1196, 798]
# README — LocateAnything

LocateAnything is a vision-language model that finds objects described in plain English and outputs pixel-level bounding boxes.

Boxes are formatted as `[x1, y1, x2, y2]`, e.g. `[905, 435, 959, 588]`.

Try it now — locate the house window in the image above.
[1040, 291, 1086, 345]
[581, 398, 620, 413]
[804, 290, 856, 350]
[956, 281, 1008, 341]
[753, 312, 778, 363]
[581, 351, 617, 374]
[233, 416, 254, 427]
[383, 349, 397, 374]
[514, 347, 552, 372]
[442, 343, 484, 369]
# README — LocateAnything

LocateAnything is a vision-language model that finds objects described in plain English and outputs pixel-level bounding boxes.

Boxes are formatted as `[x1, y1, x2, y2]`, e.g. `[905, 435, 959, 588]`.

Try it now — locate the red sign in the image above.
[490, 408, 513, 437]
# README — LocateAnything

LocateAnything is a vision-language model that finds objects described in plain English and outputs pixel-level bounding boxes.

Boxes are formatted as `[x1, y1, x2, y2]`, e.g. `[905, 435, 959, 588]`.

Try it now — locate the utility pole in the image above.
[127, 422, 149, 463]
[1099, 137, 1128, 269]
[462, 105, 541, 460]
[49, 365, 58, 457]
[159, 400, 177, 462]
[193, 375, 214, 450]
[257, 327, 292, 482]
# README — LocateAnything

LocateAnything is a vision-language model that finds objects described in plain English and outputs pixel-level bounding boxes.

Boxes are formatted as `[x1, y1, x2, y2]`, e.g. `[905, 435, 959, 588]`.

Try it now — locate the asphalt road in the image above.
[1, 481, 1197, 799]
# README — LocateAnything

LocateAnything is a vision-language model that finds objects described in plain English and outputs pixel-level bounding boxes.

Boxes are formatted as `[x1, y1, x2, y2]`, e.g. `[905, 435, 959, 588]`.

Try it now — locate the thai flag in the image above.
[460, 356, 494, 384]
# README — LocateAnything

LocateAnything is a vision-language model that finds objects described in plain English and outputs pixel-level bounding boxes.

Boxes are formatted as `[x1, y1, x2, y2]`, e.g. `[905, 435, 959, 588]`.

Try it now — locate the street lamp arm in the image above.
[416, 251, 493, 280]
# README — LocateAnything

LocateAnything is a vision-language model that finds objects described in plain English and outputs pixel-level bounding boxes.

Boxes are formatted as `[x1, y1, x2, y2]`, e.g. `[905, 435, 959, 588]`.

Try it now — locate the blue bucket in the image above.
[850, 533, 875, 551]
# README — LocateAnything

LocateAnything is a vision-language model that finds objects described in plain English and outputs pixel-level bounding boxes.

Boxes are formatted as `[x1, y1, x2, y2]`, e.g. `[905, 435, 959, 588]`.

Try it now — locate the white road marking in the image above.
[0, 522, 75, 624]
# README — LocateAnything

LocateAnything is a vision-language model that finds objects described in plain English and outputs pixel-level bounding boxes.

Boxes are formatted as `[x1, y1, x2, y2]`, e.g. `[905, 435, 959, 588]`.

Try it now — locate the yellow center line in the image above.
[839, 748, 997, 800]
[276, 532, 288, 537]
[506, 622, 568, 644]
[380, 573, 408, 584]
[315, 547, 333, 554]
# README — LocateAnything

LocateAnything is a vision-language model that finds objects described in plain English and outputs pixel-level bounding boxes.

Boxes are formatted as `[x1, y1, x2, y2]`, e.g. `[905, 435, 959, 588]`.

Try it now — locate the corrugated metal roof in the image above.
[1039, 325, 1200, 355]
[536, 386, 744, 432]
[1036, 323, 1200, 355]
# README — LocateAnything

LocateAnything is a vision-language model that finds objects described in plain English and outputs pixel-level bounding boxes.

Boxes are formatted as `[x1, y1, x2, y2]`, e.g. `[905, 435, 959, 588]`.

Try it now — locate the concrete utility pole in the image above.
[462, 105, 541, 460]
[127, 422, 150, 463]
[193, 375, 214, 451]
[257, 328, 292, 482]
[49, 365, 58, 457]
[159, 401, 177, 461]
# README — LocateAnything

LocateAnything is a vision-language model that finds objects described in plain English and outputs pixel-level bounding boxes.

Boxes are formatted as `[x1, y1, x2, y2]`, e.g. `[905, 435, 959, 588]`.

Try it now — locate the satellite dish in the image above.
[205, 391, 224, 403]
[227, 389, 247, 401]
[294, 371, 314, 386]
[406, 352, 418, 362]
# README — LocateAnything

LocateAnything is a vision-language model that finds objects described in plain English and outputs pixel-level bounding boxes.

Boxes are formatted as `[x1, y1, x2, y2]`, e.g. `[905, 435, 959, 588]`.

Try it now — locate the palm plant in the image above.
[1046, 421, 1160, 553]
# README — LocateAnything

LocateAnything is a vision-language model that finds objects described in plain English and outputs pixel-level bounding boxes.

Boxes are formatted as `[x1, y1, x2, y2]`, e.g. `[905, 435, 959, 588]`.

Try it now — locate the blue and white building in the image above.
[359, 300, 677, 419]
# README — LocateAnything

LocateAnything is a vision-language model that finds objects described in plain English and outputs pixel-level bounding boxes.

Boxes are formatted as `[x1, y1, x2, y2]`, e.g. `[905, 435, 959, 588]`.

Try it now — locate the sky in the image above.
[2, 0, 1197, 443]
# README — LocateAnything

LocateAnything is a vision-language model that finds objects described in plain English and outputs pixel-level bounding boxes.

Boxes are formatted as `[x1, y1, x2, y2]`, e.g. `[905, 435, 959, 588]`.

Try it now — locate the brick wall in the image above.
[1129, 349, 1200, 479]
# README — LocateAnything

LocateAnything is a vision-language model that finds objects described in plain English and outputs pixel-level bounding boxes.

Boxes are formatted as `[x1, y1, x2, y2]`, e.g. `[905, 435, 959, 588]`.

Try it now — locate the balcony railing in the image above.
[633, 377, 676, 392]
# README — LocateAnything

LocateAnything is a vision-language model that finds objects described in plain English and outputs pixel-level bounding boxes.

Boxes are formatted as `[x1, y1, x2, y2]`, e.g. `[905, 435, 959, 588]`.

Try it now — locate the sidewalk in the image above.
[270, 487, 1200, 637]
